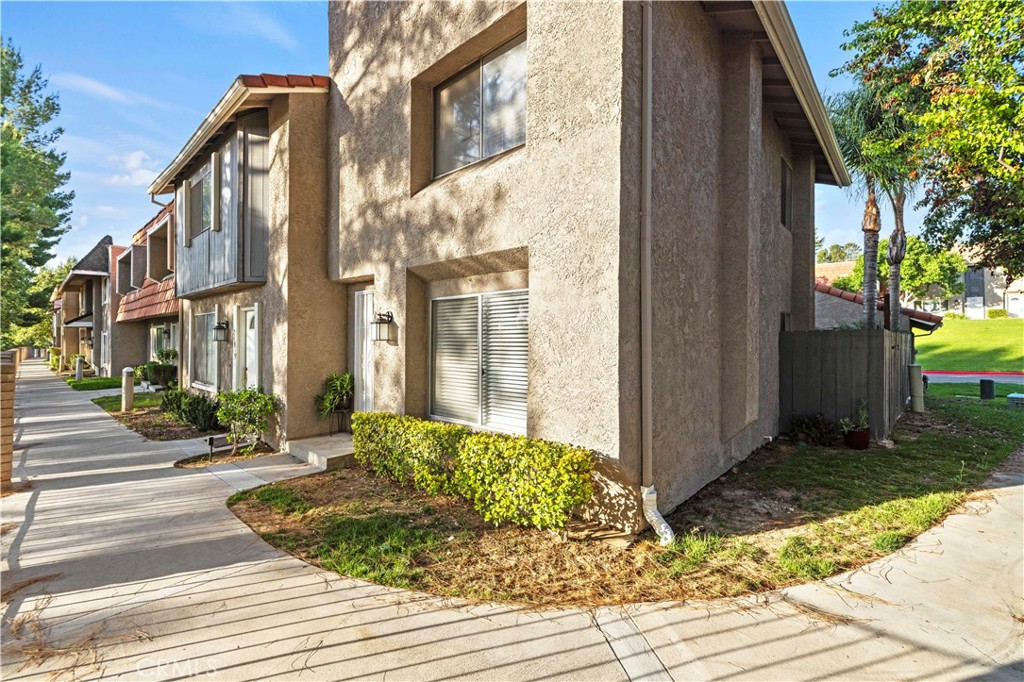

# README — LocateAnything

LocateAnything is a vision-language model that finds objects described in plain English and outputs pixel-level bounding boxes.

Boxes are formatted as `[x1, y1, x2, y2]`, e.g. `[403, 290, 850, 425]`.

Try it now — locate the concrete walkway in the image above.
[2, 359, 1022, 681]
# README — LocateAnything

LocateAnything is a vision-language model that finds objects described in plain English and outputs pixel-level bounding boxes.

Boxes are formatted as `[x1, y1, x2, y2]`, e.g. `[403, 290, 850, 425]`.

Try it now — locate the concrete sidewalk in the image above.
[2, 358, 1022, 681]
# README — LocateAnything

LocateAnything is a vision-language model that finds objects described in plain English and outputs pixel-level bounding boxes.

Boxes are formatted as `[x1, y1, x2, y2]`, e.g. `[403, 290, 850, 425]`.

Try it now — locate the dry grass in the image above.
[231, 396, 1023, 606]
[1, 573, 61, 603]
[1, 522, 17, 536]
[1, 481, 34, 499]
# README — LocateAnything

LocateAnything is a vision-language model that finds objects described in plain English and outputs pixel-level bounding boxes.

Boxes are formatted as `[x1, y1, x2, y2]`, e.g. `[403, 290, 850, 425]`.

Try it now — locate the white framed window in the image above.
[191, 311, 217, 390]
[150, 322, 179, 361]
[430, 289, 528, 433]
[186, 162, 214, 244]
[434, 33, 526, 177]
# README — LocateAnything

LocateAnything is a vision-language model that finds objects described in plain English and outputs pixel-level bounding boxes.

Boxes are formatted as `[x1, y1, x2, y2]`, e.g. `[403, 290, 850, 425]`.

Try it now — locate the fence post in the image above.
[1, 357, 15, 490]
[122, 367, 135, 412]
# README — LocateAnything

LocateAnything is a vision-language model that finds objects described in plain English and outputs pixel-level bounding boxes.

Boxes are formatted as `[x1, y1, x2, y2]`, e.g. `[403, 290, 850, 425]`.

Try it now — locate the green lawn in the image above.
[92, 392, 162, 411]
[916, 318, 1024, 372]
[66, 376, 140, 391]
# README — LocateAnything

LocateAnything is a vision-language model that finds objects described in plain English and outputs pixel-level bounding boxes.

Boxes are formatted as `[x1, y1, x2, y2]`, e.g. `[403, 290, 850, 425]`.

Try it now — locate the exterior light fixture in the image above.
[213, 321, 229, 343]
[371, 312, 394, 342]
[163, 325, 171, 341]
[85, 337, 94, 348]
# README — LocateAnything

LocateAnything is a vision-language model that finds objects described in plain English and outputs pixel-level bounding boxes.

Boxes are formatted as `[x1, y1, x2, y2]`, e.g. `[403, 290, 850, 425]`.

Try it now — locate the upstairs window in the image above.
[434, 34, 526, 177]
[147, 218, 172, 280]
[187, 162, 214, 243]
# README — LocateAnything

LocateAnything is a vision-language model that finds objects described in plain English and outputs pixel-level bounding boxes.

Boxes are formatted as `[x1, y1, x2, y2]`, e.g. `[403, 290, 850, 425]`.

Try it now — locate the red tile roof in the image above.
[116, 276, 178, 323]
[814, 283, 944, 325]
[131, 204, 173, 245]
[238, 73, 330, 89]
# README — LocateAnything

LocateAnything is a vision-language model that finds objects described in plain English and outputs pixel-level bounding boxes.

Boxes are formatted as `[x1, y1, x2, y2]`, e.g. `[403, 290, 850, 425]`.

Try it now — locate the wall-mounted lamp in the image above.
[213, 321, 229, 343]
[163, 325, 172, 341]
[371, 311, 394, 342]
[85, 337, 94, 348]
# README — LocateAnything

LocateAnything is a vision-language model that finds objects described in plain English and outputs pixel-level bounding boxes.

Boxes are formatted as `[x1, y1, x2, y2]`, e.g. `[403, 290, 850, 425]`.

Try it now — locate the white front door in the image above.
[353, 290, 374, 412]
[243, 308, 258, 388]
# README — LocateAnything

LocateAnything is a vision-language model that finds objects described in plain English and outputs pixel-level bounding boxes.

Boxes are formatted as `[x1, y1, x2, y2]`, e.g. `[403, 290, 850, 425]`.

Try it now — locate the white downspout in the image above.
[640, 1, 674, 546]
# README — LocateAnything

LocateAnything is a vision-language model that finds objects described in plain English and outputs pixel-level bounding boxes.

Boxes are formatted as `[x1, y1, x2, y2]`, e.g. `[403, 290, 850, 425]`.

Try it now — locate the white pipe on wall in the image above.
[640, 1, 674, 546]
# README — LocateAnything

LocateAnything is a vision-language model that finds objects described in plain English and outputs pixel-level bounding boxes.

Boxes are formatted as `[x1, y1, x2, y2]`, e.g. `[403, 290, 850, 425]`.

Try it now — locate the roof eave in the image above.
[753, 1, 852, 187]
[147, 79, 329, 196]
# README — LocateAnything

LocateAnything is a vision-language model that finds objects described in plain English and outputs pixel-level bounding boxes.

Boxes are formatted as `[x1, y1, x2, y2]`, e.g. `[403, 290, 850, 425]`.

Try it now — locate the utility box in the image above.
[1007, 393, 1024, 411]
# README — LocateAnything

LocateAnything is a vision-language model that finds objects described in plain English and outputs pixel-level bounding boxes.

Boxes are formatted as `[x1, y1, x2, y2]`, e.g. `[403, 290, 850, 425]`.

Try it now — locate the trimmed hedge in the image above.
[987, 308, 1009, 319]
[351, 412, 595, 530]
[162, 388, 221, 432]
[351, 412, 468, 495]
[455, 432, 594, 530]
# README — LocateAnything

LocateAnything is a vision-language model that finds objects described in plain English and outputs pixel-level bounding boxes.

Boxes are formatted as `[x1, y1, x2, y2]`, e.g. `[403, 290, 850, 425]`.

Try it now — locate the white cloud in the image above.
[51, 73, 170, 111]
[232, 5, 300, 52]
[94, 205, 121, 216]
[105, 150, 158, 187]
[180, 4, 300, 53]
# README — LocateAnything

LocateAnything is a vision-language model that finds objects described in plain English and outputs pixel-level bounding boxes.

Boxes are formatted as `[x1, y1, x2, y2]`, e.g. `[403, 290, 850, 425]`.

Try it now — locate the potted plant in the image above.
[840, 400, 870, 450]
[315, 372, 354, 418]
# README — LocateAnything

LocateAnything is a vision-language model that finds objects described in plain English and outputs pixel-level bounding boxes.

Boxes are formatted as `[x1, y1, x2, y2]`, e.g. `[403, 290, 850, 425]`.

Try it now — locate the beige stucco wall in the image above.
[180, 93, 340, 448]
[328, 2, 823, 530]
[329, 0, 635, 521]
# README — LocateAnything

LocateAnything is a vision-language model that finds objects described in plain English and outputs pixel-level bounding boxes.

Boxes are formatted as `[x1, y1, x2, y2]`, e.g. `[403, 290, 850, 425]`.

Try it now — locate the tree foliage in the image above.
[834, 236, 967, 304]
[1, 40, 74, 347]
[817, 242, 862, 264]
[836, 1, 1024, 280]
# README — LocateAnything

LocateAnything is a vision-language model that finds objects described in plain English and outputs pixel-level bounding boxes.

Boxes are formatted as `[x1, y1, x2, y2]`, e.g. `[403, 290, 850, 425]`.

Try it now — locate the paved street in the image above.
[2, 359, 1022, 681]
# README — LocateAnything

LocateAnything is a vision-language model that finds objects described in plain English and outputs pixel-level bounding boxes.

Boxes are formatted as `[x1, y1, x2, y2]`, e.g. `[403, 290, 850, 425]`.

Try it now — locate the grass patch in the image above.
[229, 393, 1023, 605]
[916, 318, 1024, 372]
[92, 392, 162, 411]
[66, 376, 138, 391]
[926, 382, 1021, 400]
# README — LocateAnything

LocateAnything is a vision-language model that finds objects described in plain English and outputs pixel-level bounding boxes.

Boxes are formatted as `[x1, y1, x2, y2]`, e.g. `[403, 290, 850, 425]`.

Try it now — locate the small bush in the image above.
[161, 388, 187, 417]
[943, 312, 965, 320]
[48, 347, 60, 371]
[216, 388, 282, 454]
[987, 308, 1009, 319]
[135, 361, 177, 386]
[351, 412, 469, 494]
[181, 392, 221, 432]
[789, 414, 841, 446]
[455, 432, 595, 530]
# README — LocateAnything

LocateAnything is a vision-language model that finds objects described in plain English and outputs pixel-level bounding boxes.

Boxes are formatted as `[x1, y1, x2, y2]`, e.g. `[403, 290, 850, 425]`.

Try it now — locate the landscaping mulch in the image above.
[109, 405, 216, 441]
[230, 394, 1023, 606]
[175, 443, 275, 468]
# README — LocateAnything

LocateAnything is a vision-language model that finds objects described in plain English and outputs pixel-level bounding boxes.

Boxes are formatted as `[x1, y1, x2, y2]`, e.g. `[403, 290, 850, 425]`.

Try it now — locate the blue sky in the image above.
[3, 1, 918, 264]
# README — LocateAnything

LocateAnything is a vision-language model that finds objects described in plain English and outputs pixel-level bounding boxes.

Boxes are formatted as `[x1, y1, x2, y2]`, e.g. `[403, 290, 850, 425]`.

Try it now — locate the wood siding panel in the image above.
[241, 111, 269, 282]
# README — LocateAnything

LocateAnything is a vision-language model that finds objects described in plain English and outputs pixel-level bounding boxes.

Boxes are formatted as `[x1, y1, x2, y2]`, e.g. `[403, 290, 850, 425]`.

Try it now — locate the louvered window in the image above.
[431, 290, 528, 433]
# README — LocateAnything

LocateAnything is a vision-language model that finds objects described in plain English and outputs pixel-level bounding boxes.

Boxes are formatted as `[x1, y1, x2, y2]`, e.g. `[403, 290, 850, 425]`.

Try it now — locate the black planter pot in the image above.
[339, 395, 352, 411]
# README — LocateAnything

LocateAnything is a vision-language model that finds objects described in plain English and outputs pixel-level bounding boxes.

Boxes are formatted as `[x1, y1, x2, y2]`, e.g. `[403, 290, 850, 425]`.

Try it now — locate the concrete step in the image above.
[286, 433, 356, 472]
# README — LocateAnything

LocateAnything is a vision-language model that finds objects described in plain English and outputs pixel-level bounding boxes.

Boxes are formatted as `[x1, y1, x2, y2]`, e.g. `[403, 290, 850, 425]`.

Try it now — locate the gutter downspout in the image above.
[150, 194, 170, 209]
[640, 1, 674, 546]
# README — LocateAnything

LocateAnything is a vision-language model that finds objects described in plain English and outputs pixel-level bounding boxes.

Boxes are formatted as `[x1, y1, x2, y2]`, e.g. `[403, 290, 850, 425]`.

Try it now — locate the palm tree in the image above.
[828, 87, 883, 329]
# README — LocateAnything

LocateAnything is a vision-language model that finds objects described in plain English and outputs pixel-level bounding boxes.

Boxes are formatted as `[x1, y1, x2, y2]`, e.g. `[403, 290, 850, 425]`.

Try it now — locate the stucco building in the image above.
[325, 1, 850, 529]
[147, 74, 342, 448]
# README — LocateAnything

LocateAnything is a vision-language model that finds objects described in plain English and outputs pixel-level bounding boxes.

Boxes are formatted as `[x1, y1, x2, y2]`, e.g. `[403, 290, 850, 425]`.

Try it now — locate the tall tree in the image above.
[837, 1, 1024, 281]
[837, 236, 967, 306]
[817, 242, 862, 264]
[1, 40, 74, 347]
[827, 86, 885, 328]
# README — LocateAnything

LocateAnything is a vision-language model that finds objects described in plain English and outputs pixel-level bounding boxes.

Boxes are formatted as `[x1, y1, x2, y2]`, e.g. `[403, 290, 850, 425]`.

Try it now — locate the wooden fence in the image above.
[779, 329, 914, 440]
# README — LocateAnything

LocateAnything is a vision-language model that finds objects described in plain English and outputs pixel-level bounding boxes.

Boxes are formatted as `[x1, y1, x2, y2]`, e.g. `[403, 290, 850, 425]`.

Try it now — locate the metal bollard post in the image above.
[908, 364, 925, 413]
[122, 367, 135, 412]
[75, 356, 84, 382]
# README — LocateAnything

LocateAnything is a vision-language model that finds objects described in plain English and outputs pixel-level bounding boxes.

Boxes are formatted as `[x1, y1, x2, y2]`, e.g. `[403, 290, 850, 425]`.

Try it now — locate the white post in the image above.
[75, 356, 84, 382]
[122, 367, 135, 412]
[909, 364, 924, 413]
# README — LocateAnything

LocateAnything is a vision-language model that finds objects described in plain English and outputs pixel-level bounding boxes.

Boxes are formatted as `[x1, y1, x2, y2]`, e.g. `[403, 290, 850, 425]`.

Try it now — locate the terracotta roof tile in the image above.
[116, 276, 179, 323]
[237, 73, 330, 89]
[814, 282, 944, 324]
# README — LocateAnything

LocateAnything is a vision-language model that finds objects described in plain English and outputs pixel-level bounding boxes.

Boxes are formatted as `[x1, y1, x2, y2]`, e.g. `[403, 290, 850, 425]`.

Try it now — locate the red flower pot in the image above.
[844, 428, 871, 450]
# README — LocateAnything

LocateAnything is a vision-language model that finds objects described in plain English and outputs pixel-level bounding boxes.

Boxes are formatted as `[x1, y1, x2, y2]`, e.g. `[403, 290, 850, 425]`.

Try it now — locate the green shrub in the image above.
[135, 361, 177, 386]
[156, 348, 178, 365]
[48, 347, 60, 371]
[181, 392, 221, 432]
[987, 308, 1009, 319]
[351, 412, 469, 494]
[216, 389, 282, 454]
[943, 312, 965, 320]
[789, 414, 841, 445]
[454, 432, 595, 530]
[161, 388, 188, 419]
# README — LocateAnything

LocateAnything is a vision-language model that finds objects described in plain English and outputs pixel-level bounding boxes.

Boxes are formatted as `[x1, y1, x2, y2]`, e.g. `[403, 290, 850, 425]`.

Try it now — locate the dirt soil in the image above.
[112, 406, 216, 441]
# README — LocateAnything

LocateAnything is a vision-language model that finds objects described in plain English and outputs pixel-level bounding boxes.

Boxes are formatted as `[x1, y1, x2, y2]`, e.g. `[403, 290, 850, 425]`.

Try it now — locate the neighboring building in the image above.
[326, 1, 850, 529]
[52, 236, 119, 375]
[815, 260, 855, 286]
[815, 283, 943, 333]
[113, 205, 181, 375]
[146, 73, 340, 448]
[921, 265, 1024, 319]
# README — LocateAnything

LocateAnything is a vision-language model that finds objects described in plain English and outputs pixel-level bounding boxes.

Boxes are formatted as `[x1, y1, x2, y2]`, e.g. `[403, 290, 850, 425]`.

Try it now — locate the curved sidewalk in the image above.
[2, 359, 1021, 681]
